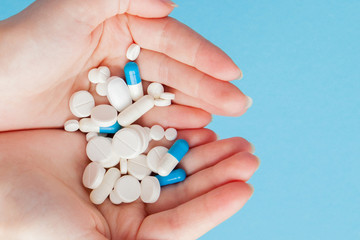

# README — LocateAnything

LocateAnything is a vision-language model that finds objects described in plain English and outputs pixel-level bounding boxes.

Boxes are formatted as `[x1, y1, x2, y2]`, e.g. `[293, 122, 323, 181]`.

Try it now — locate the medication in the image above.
[86, 136, 113, 163]
[126, 43, 141, 61]
[128, 124, 151, 152]
[90, 168, 120, 205]
[117, 95, 155, 126]
[96, 82, 108, 96]
[147, 83, 164, 99]
[109, 190, 122, 205]
[101, 154, 120, 168]
[124, 62, 144, 101]
[155, 169, 186, 187]
[140, 176, 161, 203]
[150, 125, 165, 141]
[154, 98, 171, 107]
[82, 162, 106, 189]
[165, 128, 177, 141]
[91, 104, 118, 127]
[157, 139, 189, 176]
[114, 175, 141, 203]
[106, 77, 132, 112]
[146, 146, 168, 173]
[64, 119, 79, 132]
[86, 132, 107, 142]
[79, 118, 121, 134]
[88, 66, 110, 84]
[120, 158, 128, 174]
[160, 92, 175, 100]
[127, 154, 152, 180]
[69, 90, 95, 117]
[112, 128, 144, 159]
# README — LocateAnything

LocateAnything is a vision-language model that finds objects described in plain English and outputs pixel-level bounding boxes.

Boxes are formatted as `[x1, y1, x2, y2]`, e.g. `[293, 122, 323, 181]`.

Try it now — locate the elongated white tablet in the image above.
[120, 158, 128, 174]
[117, 95, 155, 126]
[126, 43, 141, 61]
[112, 128, 143, 159]
[109, 190, 122, 205]
[154, 98, 171, 107]
[82, 162, 106, 189]
[140, 176, 161, 203]
[90, 168, 120, 205]
[114, 175, 141, 203]
[69, 90, 95, 117]
[165, 128, 177, 141]
[160, 92, 175, 100]
[128, 154, 152, 180]
[150, 125, 165, 141]
[91, 104, 118, 127]
[64, 120, 79, 132]
[146, 146, 168, 173]
[107, 77, 133, 112]
[86, 136, 113, 163]
[147, 83, 164, 99]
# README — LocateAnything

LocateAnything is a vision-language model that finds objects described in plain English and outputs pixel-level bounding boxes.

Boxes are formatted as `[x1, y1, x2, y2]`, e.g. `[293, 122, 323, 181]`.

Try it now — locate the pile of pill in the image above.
[64, 44, 188, 205]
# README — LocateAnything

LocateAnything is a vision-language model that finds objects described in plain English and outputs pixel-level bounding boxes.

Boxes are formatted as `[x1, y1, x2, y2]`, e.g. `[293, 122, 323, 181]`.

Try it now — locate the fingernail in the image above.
[250, 142, 255, 153]
[245, 96, 253, 109]
[161, 0, 178, 7]
[248, 184, 255, 194]
[236, 69, 243, 80]
[255, 156, 261, 171]
[216, 134, 220, 140]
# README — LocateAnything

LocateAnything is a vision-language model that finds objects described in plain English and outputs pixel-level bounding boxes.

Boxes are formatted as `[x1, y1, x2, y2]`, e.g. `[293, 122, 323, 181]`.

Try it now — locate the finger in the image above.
[179, 137, 254, 175]
[138, 182, 253, 240]
[128, 16, 242, 81]
[147, 152, 259, 214]
[138, 50, 249, 116]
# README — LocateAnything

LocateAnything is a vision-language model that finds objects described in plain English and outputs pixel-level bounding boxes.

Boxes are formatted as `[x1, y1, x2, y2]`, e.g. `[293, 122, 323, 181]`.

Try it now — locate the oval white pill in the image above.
[86, 136, 113, 163]
[150, 125, 165, 141]
[126, 43, 141, 61]
[114, 175, 141, 203]
[154, 98, 171, 107]
[127, 154, 152, 180]
[90, 168, 120, 205]
[165, 128, 177, 141]
[96, 82, 108, 96]
[146, 146, 168, 173]
[140, 176, 161, 203]
[82, 162, 106, 189]
[112, 128, 143, 159]
[107, 77, 133, 112]
[120, 158, 128, 174]
[91, 104, 118, 127]
[160, 92, 175, 100]
[69, 90, 95, 118]
[109, 190, 122, 205]
[147, 83, 164, 99]
[64, 119, 79, 132]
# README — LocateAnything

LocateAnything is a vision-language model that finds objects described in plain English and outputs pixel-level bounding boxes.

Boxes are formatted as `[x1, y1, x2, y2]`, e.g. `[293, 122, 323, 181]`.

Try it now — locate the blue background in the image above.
[1, 0, 359, 239]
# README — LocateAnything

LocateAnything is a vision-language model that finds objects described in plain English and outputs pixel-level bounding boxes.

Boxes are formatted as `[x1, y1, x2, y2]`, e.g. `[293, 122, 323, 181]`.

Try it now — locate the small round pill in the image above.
[147, 83, 164, 99]
[160, 92, 175, 100]
[69, 90, 95, 118]
[165, 128, 177, 141]
[96, 82, 108, 96]
[146, 146, 168, 173]
[112, 128, 143, 159]
[64, 119, 79, 132]
[140, 176, 161, 203]
[82, 162, 106, 189]
[154, 98, 171, 107]
[114, 175, 141, 203]
[88, 68, 100, 84]
[91, 104, 118, 127]
[109, 190, 122, 205]
[150, 125, 165, 141]
[126, 43, 141, 61]
[86, 136, 113, 163]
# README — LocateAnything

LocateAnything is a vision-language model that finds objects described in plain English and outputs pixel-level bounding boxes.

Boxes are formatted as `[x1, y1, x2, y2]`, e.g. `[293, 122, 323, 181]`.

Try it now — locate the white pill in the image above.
[150, 125, 165, 141]
[107, 77, 133, 112]
[80, 118, 99, 133]
[96, 82, 108, 96]
[128, 154, 152, 180]
[126, 43, 141, 61]
[109, 190, 122, 205]
[160, 92, 175, 100]
[144, 127, 151, 142]
[98, 66, 111, 79]
[129, 125, 150, 152]
[154, 98, 171, 107]
[86, 132, 107, 141]
[82, 162, 106, 189]
[147, 83, 164, 99]
[112, 128, 143, 159]
[120, 158, 128, 174]
[88, 68, 100, 84]
[69, 90, 95, 118]
[114, 175, 141, 203]
[165, 128, 177, 141]
[117, 95, 155, 127]
[141, 176, 161, 203]
[64, 119, 79, 132]
[86, 136, 113, 163]
[146, 146, 168, 173]
[90, 168, 120, 205]
[91, 104, 118, 127]
[101, 154, 120, 168]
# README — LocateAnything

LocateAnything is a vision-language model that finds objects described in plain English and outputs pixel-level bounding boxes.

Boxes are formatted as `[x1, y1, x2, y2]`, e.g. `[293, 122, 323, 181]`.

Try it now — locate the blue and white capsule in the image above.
[155, 169, 186, 186]
[79, 118, 122, 134]
[124, 62, 144, 101]
[157, 139, 189, 176]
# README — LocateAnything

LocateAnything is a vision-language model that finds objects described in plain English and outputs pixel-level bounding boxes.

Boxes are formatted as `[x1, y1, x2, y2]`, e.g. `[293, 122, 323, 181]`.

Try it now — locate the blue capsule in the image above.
[99, 121, 122, 134]
[168, 139, 189, 161]
[155, 169, 186, 186]
[124, 62, 141, 85]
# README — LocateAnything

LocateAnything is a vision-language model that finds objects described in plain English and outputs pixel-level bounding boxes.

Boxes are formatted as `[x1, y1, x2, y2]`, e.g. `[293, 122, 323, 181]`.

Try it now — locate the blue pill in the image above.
[155, 168, 186, 187]
[124, 62, 141, 85]
[99, 122, 122, 134]
[168, 139, 189, 161]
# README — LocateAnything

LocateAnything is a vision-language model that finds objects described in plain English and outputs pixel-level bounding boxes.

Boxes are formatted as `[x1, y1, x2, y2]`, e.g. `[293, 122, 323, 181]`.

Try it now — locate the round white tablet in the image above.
[120, 158, 128, 174]
[126, 43, 141, 61]
[101, 153, 120, 168]
[96, 82, 108, 96]
[129, 125, 149, 153]
[98, 66, 111, 79]
[112, 128, 143, 159]
[127, 154, 152, 180]
[107, 77, 133, 112]
[114, 175, 141, 203]
[147, 83, 164, 99]
[86, 136, 113, 163]
[88, 68, 100, 84]
[154, 98, 171, 107]
[90, 168, 120, 205]
[69, 90, 95, 118]
[91, 104, 118, 127]
[146, 146, 168, 173]
[160, 92, 175, 100]
[150, 125, 165, 141]
[82, 162, 106, 189]
[109, 190, 122, 205]
[165, 128, 177, 141]
[140, 176, 161, 203]
[64, 119, 79, 132]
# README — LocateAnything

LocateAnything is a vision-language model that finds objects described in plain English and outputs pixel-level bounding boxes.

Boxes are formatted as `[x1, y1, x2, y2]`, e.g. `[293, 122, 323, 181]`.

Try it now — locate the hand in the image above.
[0, 0, 247, 131]
[0, 129, 258, 240]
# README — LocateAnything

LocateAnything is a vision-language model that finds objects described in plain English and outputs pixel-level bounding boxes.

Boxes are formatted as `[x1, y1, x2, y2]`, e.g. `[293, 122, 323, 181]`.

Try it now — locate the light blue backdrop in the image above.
[1, 1, 359, 239]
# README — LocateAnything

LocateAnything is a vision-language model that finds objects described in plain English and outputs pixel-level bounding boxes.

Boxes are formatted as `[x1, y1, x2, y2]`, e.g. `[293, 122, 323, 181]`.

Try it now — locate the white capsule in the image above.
[91, 104, 118, 127]
[126, 43, 141, 61]
[82, 162, 106, 189]
[117, 95, 155, 126]
[140, 176, 161, 203]
[128, 84, 144, 101]
[86, 136, 113, 163]
[64, 120, 79, 132]
[154, 98, 171, 107]
[147, 83, 164, 99]
[112, 128, 143, 159]
[120, 158, 128, 174]
[109, 190, 122, 205]
[146, 146, 168, 173]
[107, 77, 133, 112]
[90, 168, 120, 205]
[160, 92, 175, 100]
[114, 175, 141, 203]
[127, 154, 152, 180]
[150, 125, 165, 141]
[165, 128, 177, 141]
[69, 90, 95, 118]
